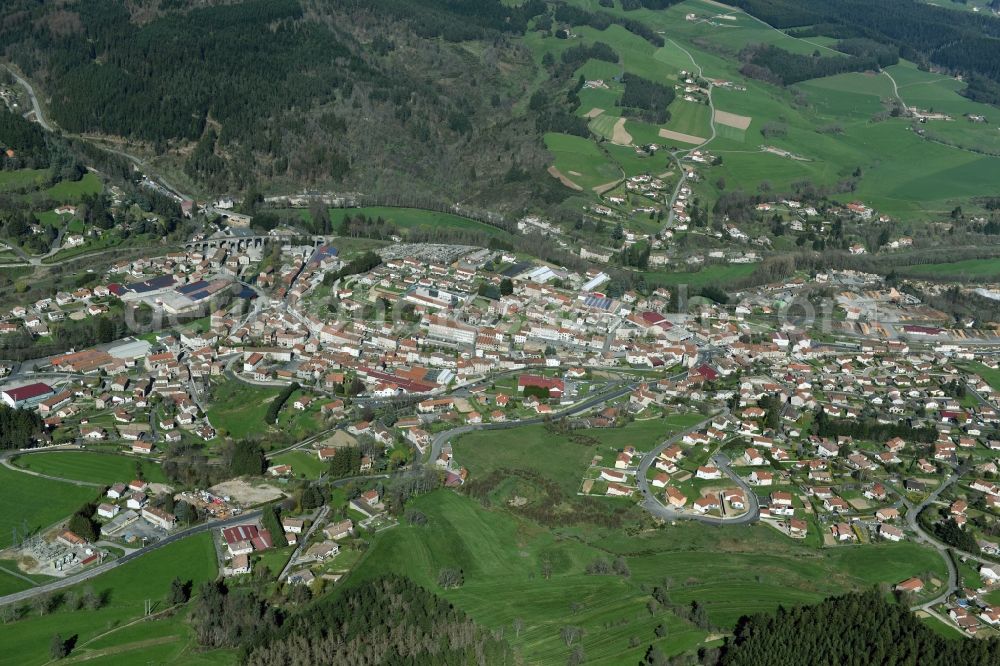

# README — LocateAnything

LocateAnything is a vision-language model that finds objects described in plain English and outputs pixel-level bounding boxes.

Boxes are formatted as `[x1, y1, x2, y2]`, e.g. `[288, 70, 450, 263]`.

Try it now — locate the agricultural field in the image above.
[12, 452, 168, 485]
[353, 489, 947, 665]
[0, 533, 225, 666]
[0, 465, 99, 548]
[663, 99, 713, 140]
[527, 0, 1000, 218]
[42, 172, 102, 202]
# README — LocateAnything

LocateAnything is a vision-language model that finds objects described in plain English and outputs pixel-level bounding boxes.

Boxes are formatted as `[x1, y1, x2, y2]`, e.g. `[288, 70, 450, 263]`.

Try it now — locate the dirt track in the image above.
[714, 109, 752, 130]
[658, 128, 705, 145]
[547, 166, 583, 191]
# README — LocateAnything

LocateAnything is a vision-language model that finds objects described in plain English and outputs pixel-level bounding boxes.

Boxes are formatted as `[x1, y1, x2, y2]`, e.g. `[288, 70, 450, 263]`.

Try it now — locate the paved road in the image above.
[634, 413, 760, 525]
[0, 456, 104, 488]
[892, 465, 967, 611]
[3, 64, 52, 132]
[663, 39, 715, 229]
[427, 379, 636, 463]
[278, 505, 329, 580]
[0, 510, 262, 606]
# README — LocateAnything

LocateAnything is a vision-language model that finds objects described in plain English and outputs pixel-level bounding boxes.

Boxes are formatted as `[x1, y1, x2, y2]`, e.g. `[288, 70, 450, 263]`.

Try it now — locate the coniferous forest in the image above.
[188, 575, 512, 665]
[0, 0, 553, 203]
[718, 590, 1000, 666]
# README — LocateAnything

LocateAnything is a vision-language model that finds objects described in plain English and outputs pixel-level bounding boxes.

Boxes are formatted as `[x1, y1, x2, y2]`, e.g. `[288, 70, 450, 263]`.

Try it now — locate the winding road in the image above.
[894, 464, 968, 611]
[634, 410, 760, 525]
[427, 378, 637, 464]
[663, 39, 717, 229]
[2, 64, 52, 132]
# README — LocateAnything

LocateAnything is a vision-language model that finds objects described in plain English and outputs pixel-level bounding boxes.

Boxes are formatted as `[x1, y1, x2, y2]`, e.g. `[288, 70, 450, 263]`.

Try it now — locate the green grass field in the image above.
[275, 391, 327, 442]
[270, 449, 327, 480]
[961, 362, 1000, 392]
[0, 559, 52, 597]
[207, 381, 281, 439]
[0, 168, 49, 191]
[898, 258, 1000, 281]
[664, 98, 712, 139]
[13, 452, 168, 485]
[353, 489, 947, 665]
[545, 132, 623, 191]
[333, 206, 510, 239]
[454, 415, 704, 495]
[43, 172, 102, 202]
[529, 0, 1000, 216]
[0, 465, 99, 548]
[587, 113, 621, 142]
[0, 533, 224, 666]
[33, 210, 66, 228]
[920, 612, 966, 639]
[646, 263, 757, 289]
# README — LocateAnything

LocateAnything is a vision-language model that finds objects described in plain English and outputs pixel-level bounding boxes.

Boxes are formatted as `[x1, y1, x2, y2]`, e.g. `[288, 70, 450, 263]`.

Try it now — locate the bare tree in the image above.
[512, 617, 524, 638]
[560, 625, 582, 647]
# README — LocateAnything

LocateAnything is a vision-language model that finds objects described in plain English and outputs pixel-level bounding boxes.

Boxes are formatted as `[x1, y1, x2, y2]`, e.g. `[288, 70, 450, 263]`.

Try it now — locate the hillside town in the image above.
[2, 223, 1000, 636]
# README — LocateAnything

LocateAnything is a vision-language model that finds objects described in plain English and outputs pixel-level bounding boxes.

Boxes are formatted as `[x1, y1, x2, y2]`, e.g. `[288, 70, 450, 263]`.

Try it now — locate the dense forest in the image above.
[723, 0, 1000, 105]
[0, 104, 85, 181]
[0, 0, 552, 205]
[0, 107, 49, 170]
[189, 574, 512, 664]
[621, 73, 676, 123]
[0, 404, 44, 450]
[718, 589, 1000, 665]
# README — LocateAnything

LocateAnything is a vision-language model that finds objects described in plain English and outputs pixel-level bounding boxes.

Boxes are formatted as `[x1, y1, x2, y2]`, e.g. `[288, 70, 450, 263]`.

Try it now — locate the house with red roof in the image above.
[1, 382, 54, 408]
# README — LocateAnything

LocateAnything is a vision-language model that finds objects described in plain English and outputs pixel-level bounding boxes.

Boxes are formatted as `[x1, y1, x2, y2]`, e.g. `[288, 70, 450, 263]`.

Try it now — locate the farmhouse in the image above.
[895, 577, 924, 594]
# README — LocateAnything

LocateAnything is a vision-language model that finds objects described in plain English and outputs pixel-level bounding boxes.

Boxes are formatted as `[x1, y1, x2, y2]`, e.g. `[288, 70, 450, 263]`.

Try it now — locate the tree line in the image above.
[553, 4, 665, 47]
[265, 382, 301, 425]
[813, 409, 938, 444]
[738, 44, 895, 87]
